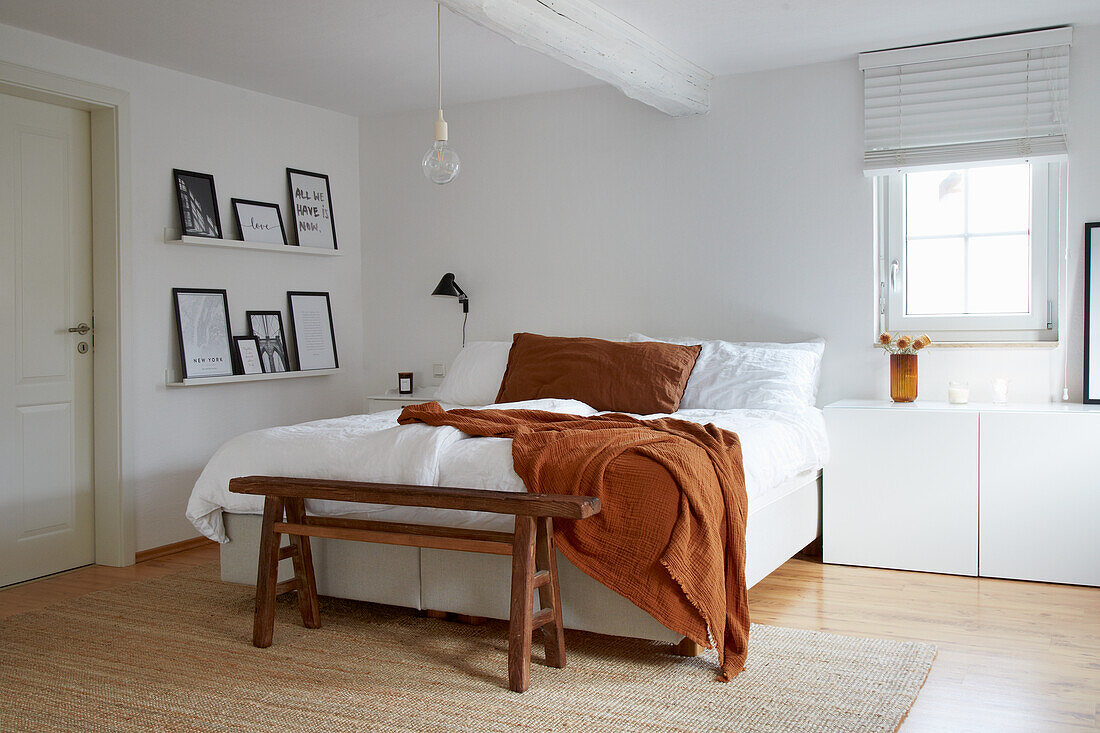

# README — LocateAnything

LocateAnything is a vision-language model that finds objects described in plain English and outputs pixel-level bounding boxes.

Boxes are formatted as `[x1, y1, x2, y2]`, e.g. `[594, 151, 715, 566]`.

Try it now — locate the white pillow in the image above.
[434, 341, 512, 406]
[628, 333, 824, 411]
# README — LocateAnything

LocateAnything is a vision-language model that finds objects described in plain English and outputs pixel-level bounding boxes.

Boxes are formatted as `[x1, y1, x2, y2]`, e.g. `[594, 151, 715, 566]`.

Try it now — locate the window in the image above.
[877, 160, 1061, 342]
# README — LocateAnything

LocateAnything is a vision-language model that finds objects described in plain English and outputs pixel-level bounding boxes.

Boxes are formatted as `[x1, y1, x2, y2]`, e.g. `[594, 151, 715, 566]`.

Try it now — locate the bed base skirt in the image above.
[219, 472, 821, 644]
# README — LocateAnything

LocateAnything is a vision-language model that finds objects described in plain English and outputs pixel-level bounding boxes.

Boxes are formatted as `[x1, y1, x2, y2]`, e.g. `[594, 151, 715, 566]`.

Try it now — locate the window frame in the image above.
[876, 160, 1063, 343]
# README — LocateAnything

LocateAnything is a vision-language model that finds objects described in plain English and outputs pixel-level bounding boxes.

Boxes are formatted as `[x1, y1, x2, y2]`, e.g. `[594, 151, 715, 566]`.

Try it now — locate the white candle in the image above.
[948, 381, 969, 404]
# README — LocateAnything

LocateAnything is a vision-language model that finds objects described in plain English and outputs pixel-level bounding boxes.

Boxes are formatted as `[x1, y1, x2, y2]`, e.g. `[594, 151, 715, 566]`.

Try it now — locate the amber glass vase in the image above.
[890, 354, 918, 402]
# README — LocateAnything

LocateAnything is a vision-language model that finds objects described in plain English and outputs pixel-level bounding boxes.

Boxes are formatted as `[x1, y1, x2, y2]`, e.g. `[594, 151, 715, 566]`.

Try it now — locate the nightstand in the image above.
[366, 388, 438, 414]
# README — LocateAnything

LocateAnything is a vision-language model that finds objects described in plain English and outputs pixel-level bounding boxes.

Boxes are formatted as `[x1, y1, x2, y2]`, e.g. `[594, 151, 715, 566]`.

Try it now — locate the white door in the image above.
[0, 92, 94, 586]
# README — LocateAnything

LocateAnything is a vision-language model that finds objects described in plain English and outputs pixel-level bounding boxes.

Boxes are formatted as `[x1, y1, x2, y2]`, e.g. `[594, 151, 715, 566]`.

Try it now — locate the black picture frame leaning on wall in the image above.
[286, 168, 337, 250]
[233, 336, 264, 376]
[287, 291, 339, 371]
[172, 288, 234, 379]
[231, 198, 288, 246]
[1085, 222, 1100, 404]
[173, 169, 223, 239]
[246, 310, 291, 373]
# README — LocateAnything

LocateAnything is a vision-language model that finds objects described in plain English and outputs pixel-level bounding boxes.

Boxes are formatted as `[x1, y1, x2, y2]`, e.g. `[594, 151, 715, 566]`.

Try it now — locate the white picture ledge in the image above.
[166, 368, 340, 387]
[163, 228, 341, 256]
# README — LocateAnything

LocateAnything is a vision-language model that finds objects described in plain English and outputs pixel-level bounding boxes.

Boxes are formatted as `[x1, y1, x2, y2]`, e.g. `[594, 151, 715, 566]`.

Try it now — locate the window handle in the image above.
[889, 260, 900, 292]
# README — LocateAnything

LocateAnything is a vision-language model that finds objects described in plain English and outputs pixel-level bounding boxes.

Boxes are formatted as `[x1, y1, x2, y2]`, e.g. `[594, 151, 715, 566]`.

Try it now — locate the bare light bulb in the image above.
[423, 5, 460, 185]
[422, 114, 460, 184]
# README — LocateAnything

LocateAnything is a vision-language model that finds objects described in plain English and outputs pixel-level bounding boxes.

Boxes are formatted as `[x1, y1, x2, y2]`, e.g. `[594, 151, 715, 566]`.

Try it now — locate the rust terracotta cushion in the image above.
[494, 333, 701, 414]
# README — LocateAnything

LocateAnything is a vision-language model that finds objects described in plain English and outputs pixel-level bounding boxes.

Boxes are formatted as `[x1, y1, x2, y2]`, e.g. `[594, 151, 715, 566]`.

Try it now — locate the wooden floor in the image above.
[0, 546, 1096, 732]
[0, 543, 220, 619]
[750, 559, 1099, 732]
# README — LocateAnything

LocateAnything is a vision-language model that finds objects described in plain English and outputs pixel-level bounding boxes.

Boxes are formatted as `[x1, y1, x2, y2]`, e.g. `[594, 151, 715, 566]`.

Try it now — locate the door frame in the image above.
[0, 60, 135, 567]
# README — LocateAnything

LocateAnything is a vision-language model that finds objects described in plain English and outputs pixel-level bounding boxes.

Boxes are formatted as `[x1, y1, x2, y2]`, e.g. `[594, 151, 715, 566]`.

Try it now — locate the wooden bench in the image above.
[228, 475, 602, 693]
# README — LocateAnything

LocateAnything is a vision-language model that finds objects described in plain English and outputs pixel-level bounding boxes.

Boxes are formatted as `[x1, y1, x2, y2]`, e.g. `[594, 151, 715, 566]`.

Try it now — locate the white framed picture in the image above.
[231, 198, 287, 245]
[287, 291, 338, 370]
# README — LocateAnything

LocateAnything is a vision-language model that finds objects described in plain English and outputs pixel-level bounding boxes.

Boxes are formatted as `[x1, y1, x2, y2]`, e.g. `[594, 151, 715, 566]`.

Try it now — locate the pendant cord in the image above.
[437, 3, 442, 113]
[462, 310, 467, 347]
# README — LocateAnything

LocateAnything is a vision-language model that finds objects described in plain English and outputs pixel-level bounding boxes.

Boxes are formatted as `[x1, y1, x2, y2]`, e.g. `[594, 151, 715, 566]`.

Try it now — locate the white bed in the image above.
[187, 396, 828, 645]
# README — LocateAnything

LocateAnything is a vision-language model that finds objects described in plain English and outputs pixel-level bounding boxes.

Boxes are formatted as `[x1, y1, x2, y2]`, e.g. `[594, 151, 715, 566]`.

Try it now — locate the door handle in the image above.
[68, 323, 91, 335]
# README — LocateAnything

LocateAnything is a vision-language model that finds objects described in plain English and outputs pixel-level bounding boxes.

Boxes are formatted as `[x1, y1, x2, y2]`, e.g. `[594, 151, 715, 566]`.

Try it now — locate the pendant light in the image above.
[422, 3, 460, 184]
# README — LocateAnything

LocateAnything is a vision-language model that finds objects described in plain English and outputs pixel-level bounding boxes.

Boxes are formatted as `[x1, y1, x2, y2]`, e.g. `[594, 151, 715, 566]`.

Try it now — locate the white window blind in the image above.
[861, 27, 1071, 174]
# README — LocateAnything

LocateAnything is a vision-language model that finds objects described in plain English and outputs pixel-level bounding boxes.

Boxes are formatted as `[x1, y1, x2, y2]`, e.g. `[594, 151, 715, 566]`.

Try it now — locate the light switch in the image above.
[432, 362, 446, 378]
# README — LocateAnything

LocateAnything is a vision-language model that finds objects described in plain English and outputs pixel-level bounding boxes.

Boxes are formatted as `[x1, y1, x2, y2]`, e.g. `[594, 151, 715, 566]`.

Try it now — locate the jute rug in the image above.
[0, 563, 934, 732]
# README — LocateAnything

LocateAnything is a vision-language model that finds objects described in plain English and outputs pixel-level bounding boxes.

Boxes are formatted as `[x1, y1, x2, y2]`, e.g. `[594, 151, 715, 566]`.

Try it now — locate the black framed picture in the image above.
[233, 336, 264, 375]
[232, 198, 288, 245]
[246, 310, 291, 373]
[287, 291, 338, 370]
[287, 168, 337, 250]
[173, 169, 222, 239]
[172, 288, 233, 379]
[1085, 222, 1099, 404]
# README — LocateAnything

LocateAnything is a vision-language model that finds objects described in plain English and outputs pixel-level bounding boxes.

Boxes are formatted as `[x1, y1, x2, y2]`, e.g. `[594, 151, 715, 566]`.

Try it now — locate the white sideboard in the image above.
[824, 400, 1100, 586]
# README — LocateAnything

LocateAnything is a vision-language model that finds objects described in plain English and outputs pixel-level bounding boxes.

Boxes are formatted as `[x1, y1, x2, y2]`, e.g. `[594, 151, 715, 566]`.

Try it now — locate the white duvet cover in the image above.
[185, 398, 828, 542]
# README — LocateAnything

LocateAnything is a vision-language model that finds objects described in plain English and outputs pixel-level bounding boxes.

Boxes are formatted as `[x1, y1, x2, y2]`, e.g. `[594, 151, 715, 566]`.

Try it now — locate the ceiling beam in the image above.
[438, 0, 713, 116]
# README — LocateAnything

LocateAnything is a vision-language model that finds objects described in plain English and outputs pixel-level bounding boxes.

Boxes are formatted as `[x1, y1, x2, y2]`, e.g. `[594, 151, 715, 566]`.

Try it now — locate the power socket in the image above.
[432, 362, 446, 378]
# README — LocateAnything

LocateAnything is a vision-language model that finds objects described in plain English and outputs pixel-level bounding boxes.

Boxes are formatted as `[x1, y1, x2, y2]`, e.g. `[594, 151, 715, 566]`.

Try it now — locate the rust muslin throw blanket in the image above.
[398, 402, 749, 680]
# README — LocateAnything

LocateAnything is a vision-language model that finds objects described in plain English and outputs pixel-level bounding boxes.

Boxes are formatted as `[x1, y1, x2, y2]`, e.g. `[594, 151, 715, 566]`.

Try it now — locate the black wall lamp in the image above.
[431, 272, 469, 345]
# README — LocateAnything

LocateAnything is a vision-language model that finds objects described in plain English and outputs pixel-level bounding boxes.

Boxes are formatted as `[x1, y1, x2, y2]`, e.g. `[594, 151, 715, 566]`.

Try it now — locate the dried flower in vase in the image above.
[877, 332, 933, 355]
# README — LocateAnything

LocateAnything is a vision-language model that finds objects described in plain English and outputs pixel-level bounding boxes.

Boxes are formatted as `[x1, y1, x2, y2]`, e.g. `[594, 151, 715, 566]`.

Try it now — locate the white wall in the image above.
[362, 25, 1100, 407]
[3, 19, 1094, 551]
[0, 24, 364, 551]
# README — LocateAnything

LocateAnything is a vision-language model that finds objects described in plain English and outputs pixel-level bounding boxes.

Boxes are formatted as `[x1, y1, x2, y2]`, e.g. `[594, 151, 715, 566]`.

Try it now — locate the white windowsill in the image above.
[872, 341, 1058, 350]
[927, 341, 1059, 349]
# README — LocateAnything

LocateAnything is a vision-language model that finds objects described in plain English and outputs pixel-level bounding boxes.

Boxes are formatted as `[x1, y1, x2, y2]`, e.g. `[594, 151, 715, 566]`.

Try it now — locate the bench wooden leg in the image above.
[284, 498, 321, 629]
[252, 496, 284, 648]
[508, 515, 537, 692]
[535, 517, 566, 669]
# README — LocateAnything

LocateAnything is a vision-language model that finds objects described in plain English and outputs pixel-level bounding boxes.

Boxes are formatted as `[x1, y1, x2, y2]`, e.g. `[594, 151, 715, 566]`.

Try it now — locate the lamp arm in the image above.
[458, 293, 469, 313]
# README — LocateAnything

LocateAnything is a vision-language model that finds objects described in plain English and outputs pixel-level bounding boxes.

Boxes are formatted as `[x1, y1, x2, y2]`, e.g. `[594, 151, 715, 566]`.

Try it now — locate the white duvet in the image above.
[186, 398, 829, 542]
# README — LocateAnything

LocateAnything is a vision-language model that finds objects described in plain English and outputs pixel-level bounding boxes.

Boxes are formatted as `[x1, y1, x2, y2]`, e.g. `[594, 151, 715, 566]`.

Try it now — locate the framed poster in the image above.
[286, 168, 337, 249]
[246, 310, 290, 373]
[1085, 223, 1100, 404]
[287, 291, 338, 370]
[173, 169, 222, 238]
[233, 336, 264, 375]
[172, 288, 233, 379]
[232, 198, 288, 245]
